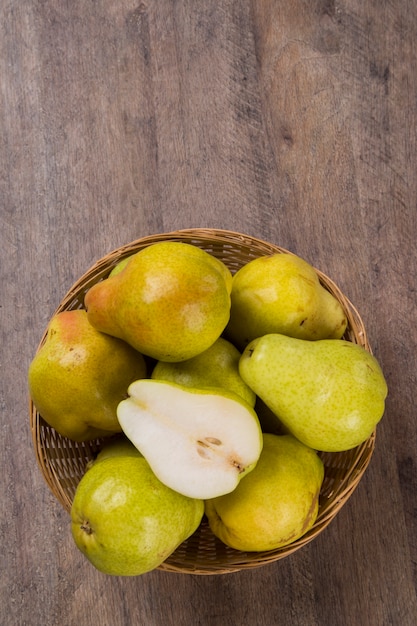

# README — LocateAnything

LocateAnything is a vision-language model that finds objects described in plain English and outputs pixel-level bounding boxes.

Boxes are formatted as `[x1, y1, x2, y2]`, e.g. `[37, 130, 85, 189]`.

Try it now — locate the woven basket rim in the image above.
[29, 228, 376, 575]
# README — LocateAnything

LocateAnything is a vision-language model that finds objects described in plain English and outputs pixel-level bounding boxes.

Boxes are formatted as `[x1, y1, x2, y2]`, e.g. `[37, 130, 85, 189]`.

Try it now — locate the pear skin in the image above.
[151, 337, 256, 407]
[71, 456, 204, 576]
[226, 253, 347, 349]
[85, 435, 143, 472]
[85, 242, 232, 362]
[109, 255, 132, 277]
[28, 310, 147, 441]
[205, 433, 324, 551]
[239, 333, 388, 452]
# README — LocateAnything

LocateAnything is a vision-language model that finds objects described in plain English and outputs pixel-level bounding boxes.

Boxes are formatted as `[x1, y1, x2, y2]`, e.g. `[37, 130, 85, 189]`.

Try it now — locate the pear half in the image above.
[117, 380, 263, 499]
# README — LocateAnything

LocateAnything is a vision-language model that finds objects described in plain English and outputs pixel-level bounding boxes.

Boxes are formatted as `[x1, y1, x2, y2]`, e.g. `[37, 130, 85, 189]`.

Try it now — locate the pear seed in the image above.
[205, 437, 222, 446]
[197, 447, 211, 459]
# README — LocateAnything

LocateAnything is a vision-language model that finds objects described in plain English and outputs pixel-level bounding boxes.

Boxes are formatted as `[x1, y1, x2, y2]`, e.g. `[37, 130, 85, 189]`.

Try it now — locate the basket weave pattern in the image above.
[30, 229, 374, 575]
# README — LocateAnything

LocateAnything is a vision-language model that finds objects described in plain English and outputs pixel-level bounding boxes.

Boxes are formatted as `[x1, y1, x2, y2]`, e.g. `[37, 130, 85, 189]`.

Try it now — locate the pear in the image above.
[116, 379, 263, 499]
[225, 253, 347, 349]
[28, 310, 147, 441]
[71, 455, 204, 576]
[94, 436, 142, 461]
[239, 334, 388, 452]
[151, 337, 256, 407]
[85, 242, 232, 362]
[108, 255, 133, 277]
[86, 435, 143, 471]
[205, 433, 324, 552]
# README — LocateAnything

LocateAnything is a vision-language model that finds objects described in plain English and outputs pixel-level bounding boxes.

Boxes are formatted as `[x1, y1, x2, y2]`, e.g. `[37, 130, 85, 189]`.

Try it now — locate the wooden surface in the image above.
[1, 1, 416, 624]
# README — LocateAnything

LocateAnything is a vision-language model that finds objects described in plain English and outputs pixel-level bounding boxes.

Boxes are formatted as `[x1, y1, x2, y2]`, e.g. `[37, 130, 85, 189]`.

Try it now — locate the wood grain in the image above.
[1, 1, 416, 624]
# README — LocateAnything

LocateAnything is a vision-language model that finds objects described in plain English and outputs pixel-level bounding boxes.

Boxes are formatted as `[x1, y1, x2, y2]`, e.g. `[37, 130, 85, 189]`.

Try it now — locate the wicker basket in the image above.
[30, 228, 375, 575]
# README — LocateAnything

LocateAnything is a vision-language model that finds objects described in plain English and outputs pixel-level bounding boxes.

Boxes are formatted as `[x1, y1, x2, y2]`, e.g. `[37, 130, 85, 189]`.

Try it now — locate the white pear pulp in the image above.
[117, 380, 262, 499]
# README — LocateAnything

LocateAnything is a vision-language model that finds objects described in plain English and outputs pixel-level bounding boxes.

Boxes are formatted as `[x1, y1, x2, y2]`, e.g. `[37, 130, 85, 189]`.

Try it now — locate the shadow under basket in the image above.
[30, 228, 376, 575]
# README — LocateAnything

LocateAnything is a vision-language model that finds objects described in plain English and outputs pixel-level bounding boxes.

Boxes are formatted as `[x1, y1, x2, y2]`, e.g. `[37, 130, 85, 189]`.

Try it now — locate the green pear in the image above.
[205, 433, 324, 552]
[94, 436, 142, 461]
[117, 379, 263, 499]
[85, 242, 232, 362]
[86, 435, 143, 470]
[28, 310, 147, 441]
[225, 253, 347, 349]
[239, 334, 388, 452]
[108, 255, 133, 277]
[71, 455, 204, 576]
[151, 337, 256, 407]
[254, 397, 291, 436]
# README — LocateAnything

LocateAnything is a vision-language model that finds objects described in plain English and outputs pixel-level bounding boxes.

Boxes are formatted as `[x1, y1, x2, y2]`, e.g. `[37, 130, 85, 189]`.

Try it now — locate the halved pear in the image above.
[117, 380, 263, 499]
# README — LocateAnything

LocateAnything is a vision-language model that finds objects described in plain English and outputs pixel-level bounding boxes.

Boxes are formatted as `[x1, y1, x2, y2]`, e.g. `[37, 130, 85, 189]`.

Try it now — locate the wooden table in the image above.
[2, 1, 416, 624]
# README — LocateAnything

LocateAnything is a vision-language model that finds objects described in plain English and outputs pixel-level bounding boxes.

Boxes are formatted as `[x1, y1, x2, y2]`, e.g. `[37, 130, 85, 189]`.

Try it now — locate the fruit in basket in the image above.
[225, 253, 347, 349]
[28, 310, 147, 442]
[205, 433, 324, 551]
[117, 379, 263, 499]
[87, 436, 143, 469]
[84, 242, 233, 362]
[239, 333, 388, 452]
[109, 255, 132, 277]
[151, 337, 256, 407]
[71, 455, 204, 576]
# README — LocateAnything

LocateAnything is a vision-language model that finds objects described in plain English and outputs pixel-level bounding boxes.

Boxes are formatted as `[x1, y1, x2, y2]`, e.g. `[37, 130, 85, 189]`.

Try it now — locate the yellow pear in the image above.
[28, 310, 147, 441]
[205, 433, 324, 552]
[226, 253, 347, 349]
[85, 242, 232, 362]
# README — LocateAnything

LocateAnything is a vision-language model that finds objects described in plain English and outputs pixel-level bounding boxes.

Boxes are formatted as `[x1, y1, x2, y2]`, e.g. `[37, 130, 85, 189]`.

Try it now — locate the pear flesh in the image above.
[226, 253, 348, 349]
[205, 433, 324, 551]
[116, 380, 263, 499]
[239, 334, 388, 452]
[85, 242, 232, 362]
[71, 456, 204, 576]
